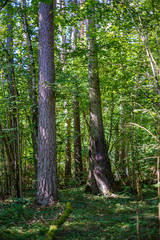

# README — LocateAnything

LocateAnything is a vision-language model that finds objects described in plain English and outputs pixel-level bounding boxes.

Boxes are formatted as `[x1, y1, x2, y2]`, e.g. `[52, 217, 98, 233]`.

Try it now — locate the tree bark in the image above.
[36, 2, 58, 205]
[86, 5, 117, 195]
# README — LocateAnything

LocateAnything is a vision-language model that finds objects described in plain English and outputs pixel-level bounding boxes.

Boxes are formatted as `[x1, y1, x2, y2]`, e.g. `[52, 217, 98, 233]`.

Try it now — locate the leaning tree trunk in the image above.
[36, 2, 58, 205]
[86, 4, 117, 195]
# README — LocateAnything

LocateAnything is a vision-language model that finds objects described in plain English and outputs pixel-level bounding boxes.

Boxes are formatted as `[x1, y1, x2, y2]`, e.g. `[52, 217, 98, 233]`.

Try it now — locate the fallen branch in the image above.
[45, 202, 72, 240]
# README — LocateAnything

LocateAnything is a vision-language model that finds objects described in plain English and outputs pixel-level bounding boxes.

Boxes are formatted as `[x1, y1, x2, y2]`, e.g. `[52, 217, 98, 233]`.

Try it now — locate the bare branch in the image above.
[129, 122, 159, 142]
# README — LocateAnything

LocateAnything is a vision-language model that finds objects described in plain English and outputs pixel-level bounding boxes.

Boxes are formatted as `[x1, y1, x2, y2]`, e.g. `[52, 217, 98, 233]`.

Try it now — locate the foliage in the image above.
[0, 0, 160, 236]
[0, 186, 159, 239]
[39, 0, 53, 5]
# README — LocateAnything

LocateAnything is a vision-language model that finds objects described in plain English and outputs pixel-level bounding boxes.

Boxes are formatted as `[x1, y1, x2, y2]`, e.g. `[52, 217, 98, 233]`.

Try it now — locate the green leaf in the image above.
[39, 0, 53, 5]
[153, 182, 160, 188]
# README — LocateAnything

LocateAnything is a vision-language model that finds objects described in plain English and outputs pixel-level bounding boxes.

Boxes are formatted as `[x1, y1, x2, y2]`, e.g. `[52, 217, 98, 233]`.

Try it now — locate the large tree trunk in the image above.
[86, 5, 117, 195]
[36, 2, 58, 205]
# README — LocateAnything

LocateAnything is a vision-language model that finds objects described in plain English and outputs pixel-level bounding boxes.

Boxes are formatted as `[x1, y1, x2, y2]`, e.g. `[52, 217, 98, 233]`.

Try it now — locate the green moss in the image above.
[45, 202, 72, 240]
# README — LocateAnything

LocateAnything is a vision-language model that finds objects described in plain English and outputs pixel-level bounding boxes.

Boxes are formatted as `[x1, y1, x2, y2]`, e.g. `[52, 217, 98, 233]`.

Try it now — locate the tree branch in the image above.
[0, 0, 10, 11]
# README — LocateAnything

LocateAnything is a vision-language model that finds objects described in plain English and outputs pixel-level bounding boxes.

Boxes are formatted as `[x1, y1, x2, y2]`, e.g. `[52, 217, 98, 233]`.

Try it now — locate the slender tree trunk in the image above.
[130, 105, 136, 189]
[59, 0, 72, 184]
[36, 2, 58, 205]
[73, 97, 83, 183]
[119, 103, 127, 183]
[2, 142, 9, 197]
[114, 121, 120, 180]
[20, 0, 38, 176]
[86, 4, 118, 195]
[64, 101, 72, 183]
[6, 9, 20, 198]
[72, 0, 83, 184]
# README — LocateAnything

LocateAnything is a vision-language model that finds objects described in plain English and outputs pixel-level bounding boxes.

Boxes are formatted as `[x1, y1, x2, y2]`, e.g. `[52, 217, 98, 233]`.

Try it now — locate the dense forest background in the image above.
[0, 0, 160, 239]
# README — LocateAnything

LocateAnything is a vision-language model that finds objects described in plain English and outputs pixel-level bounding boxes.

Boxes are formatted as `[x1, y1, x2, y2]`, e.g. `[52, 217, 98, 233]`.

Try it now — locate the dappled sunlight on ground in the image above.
[0, 186, 159, 240]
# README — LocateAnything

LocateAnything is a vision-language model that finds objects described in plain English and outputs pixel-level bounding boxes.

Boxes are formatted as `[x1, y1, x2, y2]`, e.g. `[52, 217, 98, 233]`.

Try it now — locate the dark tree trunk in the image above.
[36, 2, 58, 205]
[86, 6, 118, 195]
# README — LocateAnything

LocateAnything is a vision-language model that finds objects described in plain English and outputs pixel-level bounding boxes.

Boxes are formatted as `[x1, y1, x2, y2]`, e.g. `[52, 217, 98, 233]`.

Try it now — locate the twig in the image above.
[128, 122, 159, 142]
[20, 214, 30, 227]
[0, 0, 10, 11]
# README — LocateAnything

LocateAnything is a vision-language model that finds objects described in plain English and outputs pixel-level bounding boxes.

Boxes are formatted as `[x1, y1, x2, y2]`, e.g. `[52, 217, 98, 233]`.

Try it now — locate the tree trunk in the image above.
[86, 5, 117, 195]
[64, 101, 72, 184]
[36, 2, 58, 205]
[72, 0, 83, 184]
[59, 0, 72, 184]
[20, 0, 38, 177]
[73, 97, 83, 184]
[119, 103, 127, 183]
[7, 9, 20, 198]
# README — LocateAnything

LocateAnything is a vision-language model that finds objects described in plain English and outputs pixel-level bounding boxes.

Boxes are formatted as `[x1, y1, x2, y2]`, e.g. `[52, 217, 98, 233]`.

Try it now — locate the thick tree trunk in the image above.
[86, 6, 117, 195]
[36, 2, 58, 205]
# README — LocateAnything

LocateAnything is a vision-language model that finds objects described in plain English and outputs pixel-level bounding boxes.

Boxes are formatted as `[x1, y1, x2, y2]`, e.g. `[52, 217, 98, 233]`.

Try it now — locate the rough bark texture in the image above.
[36, 2, 58, 205]
[86, 7, 117, 195]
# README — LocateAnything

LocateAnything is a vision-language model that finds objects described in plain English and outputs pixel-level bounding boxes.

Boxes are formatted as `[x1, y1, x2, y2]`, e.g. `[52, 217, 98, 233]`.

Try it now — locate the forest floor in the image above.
[0, 185, 159, 240]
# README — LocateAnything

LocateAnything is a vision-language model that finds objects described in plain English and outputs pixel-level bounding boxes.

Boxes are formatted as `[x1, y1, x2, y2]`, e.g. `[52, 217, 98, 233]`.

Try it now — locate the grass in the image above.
[0, 185, 159, 240]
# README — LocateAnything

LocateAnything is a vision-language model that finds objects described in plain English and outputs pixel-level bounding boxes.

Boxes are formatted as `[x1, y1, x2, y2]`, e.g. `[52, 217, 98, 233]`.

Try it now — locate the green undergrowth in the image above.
[0, 185, 159, 239]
